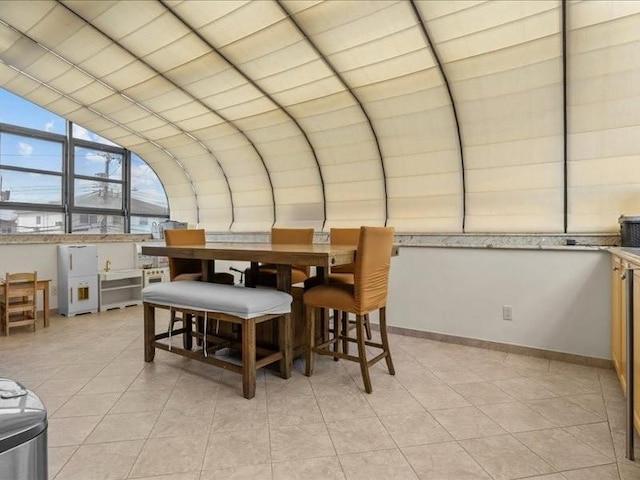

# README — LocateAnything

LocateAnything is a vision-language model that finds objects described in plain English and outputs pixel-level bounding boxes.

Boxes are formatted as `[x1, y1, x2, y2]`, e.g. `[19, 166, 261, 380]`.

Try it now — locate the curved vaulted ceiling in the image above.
[0, 0, 639, 233]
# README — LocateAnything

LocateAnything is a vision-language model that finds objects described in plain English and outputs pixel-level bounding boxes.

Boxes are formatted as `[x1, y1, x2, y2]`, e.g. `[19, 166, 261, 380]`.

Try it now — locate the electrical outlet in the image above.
[502, 305, 513, 321]
[51, 285, 58, 296]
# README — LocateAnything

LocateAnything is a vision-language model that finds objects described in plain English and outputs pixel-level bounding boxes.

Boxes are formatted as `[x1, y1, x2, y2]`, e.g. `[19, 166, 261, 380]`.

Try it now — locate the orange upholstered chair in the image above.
[303, 226, 395, 393]
[245, 227, 314, 287]
[304, 228, 372, 347]
[164, 229, 234, 285]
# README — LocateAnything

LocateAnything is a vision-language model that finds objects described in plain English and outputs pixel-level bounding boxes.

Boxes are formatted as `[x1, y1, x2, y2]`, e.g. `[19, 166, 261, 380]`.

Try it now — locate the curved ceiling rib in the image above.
[160, 0, 328, 230]
[276, 0, 389, 226]
[0, 20, 202, 221]
[58, 3, 279, 229]
[562, 0, 568, 233]
[410, 0, 467, 232]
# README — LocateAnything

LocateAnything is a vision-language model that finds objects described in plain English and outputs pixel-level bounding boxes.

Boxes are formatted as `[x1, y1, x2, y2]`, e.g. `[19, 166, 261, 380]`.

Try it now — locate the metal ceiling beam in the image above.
[160, 0, 328, 230]
[562, 0, 568, 233]
[276, 0, 389, 226]
[410, 0, 467, 233]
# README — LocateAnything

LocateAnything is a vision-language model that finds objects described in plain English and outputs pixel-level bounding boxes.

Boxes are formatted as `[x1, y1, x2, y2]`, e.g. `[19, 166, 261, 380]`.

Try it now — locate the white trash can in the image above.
[0, 378, 47, 480]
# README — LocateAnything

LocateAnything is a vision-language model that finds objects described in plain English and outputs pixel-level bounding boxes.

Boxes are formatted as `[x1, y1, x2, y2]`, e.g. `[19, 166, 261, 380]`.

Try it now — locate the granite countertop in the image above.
[609, 247, 640, 265]
[0, 232, 620, 251]
[0, 233, 152, 245]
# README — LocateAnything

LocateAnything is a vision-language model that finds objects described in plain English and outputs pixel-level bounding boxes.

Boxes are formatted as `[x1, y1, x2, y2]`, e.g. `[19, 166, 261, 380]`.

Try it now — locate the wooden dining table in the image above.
[141, 242, 367, 355]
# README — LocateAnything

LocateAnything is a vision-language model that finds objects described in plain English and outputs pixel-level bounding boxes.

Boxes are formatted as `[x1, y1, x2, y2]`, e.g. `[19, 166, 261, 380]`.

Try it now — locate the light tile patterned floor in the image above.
[2, 307, 640, 479]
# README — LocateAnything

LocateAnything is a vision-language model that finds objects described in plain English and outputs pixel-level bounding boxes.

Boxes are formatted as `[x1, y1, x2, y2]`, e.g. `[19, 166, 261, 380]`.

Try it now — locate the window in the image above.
[130, 154, 169, 216]
[0, 131, 64, 206]
[0, 87, 169, 233]
[0, 209, 65, 234]
[72, 213, 125, 233]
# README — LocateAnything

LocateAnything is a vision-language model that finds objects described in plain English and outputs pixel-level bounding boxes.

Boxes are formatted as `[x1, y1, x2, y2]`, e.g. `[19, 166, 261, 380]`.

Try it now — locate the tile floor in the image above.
[2, 307, 640, 479]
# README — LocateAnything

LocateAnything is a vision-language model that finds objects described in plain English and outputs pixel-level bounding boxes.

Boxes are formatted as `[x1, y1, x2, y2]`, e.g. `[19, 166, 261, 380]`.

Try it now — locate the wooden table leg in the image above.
[279, 312, 292, 379]
[276, 264, 293, 374]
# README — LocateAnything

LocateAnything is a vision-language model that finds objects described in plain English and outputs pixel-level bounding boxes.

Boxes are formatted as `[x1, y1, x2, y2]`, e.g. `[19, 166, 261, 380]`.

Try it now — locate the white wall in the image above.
[0, 242, 611, 359]
[387, 247, 611, 360]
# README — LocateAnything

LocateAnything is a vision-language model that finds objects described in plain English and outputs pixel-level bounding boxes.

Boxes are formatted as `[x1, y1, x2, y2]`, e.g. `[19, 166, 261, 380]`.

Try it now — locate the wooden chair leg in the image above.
[183, 313, 193, 350]
[364, 313, 372, 340]
[278, 312, 292, 379]
[356, 314, 372, 393]
[305, 306, 316, 376]
[332, 309, 340, 361]
[341, 311, 349, 355]
[378, 307, 395, 376]
[241, 319, 257, 399]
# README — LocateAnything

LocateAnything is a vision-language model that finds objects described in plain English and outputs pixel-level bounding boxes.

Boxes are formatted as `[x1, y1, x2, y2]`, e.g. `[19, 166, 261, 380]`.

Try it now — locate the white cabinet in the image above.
[58, 245, 99, 316]
[99, 269, 142, 312]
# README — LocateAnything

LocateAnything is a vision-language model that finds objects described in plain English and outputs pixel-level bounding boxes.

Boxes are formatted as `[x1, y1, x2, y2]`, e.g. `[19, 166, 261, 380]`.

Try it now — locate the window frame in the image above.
[0, 119, 169, 234]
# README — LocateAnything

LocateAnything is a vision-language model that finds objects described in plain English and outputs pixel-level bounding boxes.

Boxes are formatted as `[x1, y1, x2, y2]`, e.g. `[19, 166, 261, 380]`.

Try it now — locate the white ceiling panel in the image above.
[1, 0, 639, 233]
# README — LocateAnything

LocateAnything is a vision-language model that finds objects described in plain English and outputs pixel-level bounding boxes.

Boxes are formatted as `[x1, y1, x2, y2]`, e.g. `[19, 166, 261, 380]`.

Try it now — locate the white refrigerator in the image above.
[58, 245, 99, 316]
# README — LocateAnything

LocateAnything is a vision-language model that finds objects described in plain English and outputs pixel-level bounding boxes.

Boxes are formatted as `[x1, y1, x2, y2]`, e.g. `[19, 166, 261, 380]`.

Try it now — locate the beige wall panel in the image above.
[386, 151, 460, 177]
[569, 184, 640, 232]
[388, 173, 461, 198]
[466, 189, 564, 233]
[271, 170, 321, 190]
[325, 198, 385, 222]
[325, 180, 385, 202]
[571, 97, 640, 132]
[466, 136, 562, 170]
[462, 110, 563, 146]
[286, 91, 354, 117]
[466, 162, 563, 193]
[272, 77, 345, 107]
[570, 125, 640, 161]
[322, 159, 383, 184]
[276, 204, 324, 228]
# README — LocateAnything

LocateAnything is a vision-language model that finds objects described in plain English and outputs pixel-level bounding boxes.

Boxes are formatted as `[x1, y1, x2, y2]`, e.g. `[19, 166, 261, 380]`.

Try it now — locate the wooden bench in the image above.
[142, 281, 292, 399]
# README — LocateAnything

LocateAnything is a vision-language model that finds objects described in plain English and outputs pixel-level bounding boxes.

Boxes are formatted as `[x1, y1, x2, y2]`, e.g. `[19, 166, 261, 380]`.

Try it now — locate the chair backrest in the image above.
[329, 228, 360, 274]
[271, 228, 314, 245]
[353, 227, 394, 314]
[4, 272, 37, 307]
[271, 228, 314, 275]
[164, 229, 205, 281]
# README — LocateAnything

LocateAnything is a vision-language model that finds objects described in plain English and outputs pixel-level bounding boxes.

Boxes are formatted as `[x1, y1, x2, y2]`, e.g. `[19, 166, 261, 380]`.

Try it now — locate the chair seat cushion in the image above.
[303, 283, 355, 313]
[246, 266, 309, 287]
[304, 272, 354, 290]
[143, 281, 292, 319]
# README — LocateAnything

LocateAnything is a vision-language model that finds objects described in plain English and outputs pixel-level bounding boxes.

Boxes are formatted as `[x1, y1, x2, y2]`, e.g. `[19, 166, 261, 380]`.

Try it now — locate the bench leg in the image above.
[143, 303, 156, 362]
[279, 312, 292, 379]
[242, 319, 256, 399]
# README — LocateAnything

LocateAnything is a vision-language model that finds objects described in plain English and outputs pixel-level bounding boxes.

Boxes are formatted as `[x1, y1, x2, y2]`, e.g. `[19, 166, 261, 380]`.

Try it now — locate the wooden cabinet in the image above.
[634, 270, 640, 433]
[612, 255, 626, 389]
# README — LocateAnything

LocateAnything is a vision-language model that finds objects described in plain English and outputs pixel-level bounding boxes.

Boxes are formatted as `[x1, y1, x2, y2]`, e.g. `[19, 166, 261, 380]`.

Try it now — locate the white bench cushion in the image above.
[142, 281, 292, 319]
